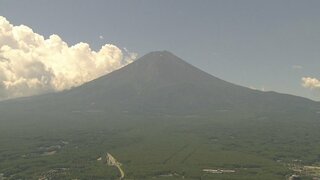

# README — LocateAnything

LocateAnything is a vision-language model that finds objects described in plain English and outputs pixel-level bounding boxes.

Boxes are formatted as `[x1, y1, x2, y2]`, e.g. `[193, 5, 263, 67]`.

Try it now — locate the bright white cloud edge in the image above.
[0, 16, 137, 100]
[302, 77, 320, 90]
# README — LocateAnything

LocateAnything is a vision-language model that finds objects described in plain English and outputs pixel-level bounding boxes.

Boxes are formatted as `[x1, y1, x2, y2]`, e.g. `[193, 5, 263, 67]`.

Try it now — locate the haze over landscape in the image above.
[1, 0, 320, 179]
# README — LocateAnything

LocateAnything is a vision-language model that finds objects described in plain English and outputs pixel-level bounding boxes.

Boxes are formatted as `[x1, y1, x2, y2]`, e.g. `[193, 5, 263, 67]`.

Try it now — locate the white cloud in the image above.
[249, 86, 266, 92]
[0, 16, 137, 100]
[99, 35, 104, 40]
[292, 65, 303, 70]
[302, 77, 320, 90]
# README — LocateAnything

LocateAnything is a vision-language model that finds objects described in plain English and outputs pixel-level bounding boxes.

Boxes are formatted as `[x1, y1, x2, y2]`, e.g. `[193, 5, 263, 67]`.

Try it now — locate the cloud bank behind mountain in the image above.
[0, 16, 137, 100]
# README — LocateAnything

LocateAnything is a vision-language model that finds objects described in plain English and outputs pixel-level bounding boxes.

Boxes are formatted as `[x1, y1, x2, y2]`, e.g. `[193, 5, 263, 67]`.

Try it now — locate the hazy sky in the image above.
[1, 0, 320, 100]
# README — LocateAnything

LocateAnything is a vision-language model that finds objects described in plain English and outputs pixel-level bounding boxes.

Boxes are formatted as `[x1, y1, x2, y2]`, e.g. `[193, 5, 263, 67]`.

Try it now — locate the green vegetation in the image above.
[0, 51, 320, 179]
[1, 111, 320, 179]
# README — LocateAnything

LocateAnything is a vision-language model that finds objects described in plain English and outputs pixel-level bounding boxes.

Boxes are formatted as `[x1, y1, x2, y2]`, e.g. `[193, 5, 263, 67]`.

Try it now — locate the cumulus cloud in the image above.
[302, 77, 320, 90]
[0, 16, 137, 100]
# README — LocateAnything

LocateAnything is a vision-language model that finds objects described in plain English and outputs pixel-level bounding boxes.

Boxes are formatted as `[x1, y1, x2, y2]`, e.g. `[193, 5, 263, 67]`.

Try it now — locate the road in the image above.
[106, 153, 125, 179]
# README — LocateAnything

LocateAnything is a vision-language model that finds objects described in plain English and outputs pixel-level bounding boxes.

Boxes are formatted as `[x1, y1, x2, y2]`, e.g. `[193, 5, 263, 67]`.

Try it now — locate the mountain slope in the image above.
[0, 51, 319, 115]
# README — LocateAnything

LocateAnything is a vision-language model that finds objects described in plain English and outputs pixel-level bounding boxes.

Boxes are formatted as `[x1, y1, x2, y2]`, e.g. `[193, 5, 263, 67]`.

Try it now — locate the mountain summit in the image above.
[0, 51, 318, 115]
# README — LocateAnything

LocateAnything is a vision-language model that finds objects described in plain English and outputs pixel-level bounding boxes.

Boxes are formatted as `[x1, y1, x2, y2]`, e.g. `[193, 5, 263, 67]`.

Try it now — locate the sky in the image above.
[0, 0, 320, 100]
